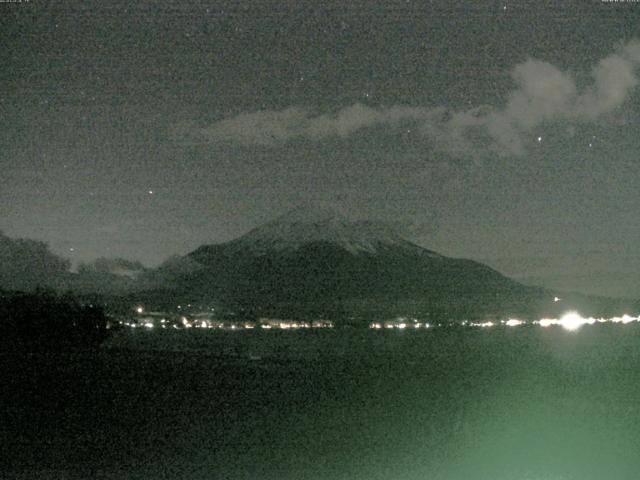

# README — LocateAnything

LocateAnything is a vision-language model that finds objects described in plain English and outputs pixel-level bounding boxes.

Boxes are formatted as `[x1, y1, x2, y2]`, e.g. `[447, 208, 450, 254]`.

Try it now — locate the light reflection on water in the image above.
[17, 325, 640, 480]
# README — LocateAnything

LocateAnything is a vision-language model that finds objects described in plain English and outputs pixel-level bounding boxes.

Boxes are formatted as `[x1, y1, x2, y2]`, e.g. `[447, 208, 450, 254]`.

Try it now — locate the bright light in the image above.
[611, 314, 637, 324]
[129, 311, 640, 333]
[538, 318, 556, 328]
[558, 312, 582, 331]
[554, 296, 561, 302]
[535, 314, 595, 329]
[558, 312, 595, 331]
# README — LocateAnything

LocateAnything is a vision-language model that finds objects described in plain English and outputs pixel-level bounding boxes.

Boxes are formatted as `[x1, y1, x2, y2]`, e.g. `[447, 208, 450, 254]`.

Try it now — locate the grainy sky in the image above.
[2, 0, 640, 295]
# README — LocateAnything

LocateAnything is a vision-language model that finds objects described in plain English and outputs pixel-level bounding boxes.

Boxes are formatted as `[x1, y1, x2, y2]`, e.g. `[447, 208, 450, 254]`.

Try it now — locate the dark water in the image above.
[3, 325, 640, 479]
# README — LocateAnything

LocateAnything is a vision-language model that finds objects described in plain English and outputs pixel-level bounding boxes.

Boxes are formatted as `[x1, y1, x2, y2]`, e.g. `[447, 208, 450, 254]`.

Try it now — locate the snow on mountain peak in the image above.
[236, 206, 434, 255]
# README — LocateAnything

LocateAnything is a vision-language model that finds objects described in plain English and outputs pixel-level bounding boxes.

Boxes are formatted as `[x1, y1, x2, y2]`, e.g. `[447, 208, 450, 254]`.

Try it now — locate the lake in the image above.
[3, 325, 640, 479]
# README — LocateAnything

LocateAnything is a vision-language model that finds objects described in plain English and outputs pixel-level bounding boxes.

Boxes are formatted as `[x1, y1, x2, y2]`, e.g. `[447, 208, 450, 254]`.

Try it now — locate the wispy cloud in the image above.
[176, 39, 640, 157]
[196, 104, 434, 146]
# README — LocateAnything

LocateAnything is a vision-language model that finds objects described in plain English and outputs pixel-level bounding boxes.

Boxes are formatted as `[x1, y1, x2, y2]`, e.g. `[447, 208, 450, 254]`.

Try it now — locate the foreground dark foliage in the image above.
[0, 290, 109, 352]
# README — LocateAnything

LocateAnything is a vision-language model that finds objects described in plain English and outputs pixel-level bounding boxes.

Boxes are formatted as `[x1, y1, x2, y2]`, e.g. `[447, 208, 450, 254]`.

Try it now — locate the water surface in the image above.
[3, 325, 640, 479]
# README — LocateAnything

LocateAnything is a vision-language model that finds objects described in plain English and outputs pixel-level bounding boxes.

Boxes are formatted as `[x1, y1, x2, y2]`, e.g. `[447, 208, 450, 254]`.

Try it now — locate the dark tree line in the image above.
[0, 289, 110, 352]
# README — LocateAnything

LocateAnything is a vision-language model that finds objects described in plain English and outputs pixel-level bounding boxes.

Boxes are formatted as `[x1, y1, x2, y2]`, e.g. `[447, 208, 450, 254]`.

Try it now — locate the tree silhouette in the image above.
[1, 289, 109, 352]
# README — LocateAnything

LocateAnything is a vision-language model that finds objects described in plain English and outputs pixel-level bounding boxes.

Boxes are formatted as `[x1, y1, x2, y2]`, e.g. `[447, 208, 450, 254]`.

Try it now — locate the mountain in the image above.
[233, 206, 430, 255]
[2, 212, 635, 320]
[148, 206, 555, 319]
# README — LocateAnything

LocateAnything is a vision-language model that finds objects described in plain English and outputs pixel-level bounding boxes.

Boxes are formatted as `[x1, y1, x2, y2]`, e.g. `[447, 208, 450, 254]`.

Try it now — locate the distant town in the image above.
[113, 305, 640, 332]
[114, 306, 336, 331]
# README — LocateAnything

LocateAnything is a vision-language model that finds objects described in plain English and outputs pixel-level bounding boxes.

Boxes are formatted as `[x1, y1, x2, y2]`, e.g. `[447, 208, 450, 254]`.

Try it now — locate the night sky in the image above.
[2, 1, 640, 296]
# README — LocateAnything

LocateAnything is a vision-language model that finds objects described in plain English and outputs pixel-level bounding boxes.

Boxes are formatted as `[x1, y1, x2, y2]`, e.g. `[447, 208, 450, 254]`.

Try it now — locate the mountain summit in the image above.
[235, 206, 438, 255]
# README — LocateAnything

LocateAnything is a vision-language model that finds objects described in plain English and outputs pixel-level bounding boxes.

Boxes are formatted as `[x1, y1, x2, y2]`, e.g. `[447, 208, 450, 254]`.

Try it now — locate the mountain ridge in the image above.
[167, 206, 535, 318]
[212, 205, 442, 256]
[1, 213, 637, 321]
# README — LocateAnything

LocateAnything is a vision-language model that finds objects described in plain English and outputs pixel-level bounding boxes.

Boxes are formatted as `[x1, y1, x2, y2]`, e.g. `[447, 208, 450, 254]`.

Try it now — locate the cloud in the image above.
[79, 258, 146, 277]
[575, 43, 639, 118]
[200, 107, 310, 145]
[447, 39, 640, 156]
[178, 39, 640, 157]
[198, 104, 433, 146]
